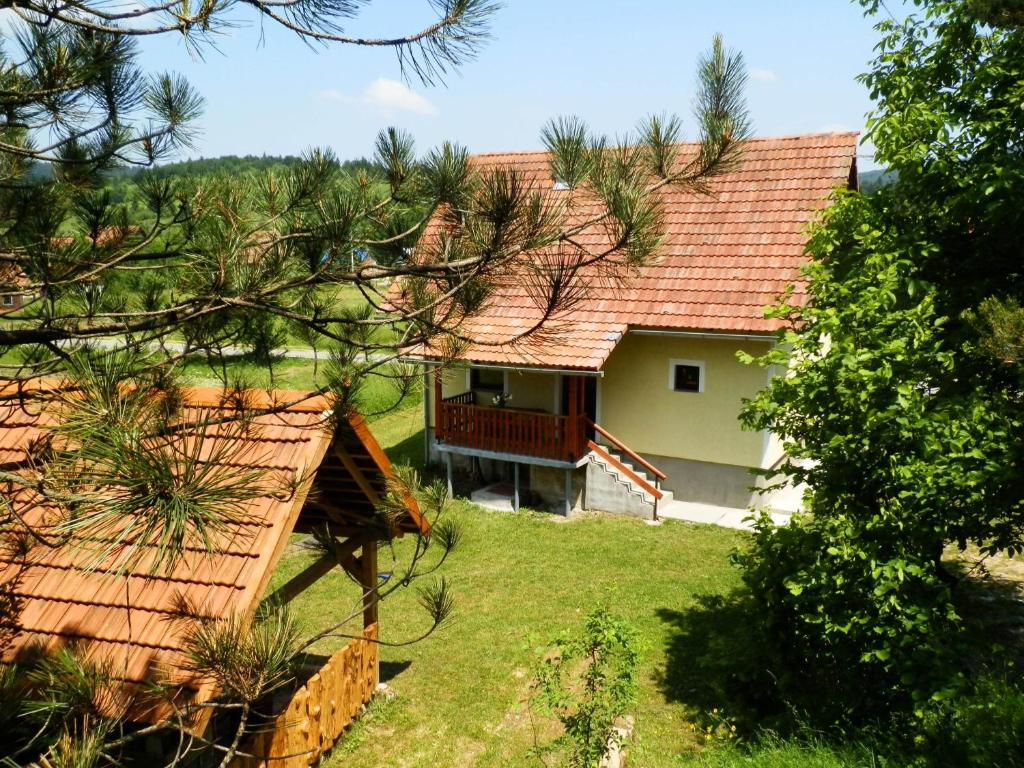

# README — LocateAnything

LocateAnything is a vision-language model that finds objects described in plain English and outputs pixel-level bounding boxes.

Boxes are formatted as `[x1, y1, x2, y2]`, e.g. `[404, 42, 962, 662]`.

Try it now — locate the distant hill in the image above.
[859, 168, 898, 193]
[107, 154, 378, 180]
[100, 154, 381, 211]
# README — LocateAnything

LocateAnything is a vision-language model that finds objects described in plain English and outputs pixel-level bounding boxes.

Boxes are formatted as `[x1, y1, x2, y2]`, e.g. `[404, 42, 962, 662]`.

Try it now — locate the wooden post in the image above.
[423, 369, 431, 466]
[567, 375, 579, 461]
[361, 540, 378, 627]
[360, 540, 379, 686]
[433, 369, 443, 440]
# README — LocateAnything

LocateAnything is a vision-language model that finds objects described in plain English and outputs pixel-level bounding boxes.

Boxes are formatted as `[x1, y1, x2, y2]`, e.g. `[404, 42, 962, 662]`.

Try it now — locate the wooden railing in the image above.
[437, 396, 588, 462]
[232, 624, 379, 768]
[442, 391, 475, 406]
[589, 420, 668, 481]
[587, 441, 664, 502]
[587, 420, 667, 519]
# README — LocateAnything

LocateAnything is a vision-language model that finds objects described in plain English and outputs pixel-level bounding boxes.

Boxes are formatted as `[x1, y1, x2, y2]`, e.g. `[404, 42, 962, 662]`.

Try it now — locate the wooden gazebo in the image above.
[0, 385, 428, 762]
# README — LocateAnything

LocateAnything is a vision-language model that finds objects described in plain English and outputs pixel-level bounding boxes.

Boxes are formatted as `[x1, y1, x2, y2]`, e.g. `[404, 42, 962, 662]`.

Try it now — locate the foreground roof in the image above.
[0, 386, 424, 720]
[400, 132, 858, 370]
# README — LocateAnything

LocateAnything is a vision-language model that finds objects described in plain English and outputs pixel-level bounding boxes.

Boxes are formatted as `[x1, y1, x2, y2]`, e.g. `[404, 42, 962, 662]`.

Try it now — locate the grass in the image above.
[267, 402, 752, 768]
[275, 507, 748, 768]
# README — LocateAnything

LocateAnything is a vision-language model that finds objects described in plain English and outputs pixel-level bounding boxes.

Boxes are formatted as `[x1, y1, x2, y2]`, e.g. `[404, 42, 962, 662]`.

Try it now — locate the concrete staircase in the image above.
[587, 446, 671, 518]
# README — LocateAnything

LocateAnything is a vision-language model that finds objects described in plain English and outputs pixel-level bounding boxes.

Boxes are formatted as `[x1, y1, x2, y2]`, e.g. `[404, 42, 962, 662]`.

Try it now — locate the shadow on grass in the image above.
[384, 428, 424, 468]
[380, 659, 412, 683]
[655, 592, 785, 732]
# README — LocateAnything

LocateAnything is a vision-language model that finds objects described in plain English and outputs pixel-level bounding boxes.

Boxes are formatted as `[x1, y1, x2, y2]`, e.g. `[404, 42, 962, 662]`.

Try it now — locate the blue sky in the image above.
[134, 1, 895, 169]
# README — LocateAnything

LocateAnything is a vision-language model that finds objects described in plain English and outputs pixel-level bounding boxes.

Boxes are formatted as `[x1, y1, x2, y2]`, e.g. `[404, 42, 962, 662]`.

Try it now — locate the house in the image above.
[399, 133, 858, 519]
[0, 265, 35, 313]
[0, 384, 428, 755]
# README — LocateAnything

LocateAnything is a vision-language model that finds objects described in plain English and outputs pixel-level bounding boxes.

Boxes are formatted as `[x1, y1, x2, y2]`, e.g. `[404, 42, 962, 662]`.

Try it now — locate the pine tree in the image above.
[0, 4, 752, 761]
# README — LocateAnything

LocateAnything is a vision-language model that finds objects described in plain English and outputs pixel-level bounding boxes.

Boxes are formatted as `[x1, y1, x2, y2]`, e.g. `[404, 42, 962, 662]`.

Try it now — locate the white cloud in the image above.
[749, 68, 778, 83]
[364, 78, 438, 116]
[316, 78, 438, 118]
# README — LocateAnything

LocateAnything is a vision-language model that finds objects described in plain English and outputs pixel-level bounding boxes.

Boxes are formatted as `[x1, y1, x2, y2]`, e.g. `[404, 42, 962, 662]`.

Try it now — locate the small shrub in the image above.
[913, 671, 1024, 768]
[530, 608, 639, 768]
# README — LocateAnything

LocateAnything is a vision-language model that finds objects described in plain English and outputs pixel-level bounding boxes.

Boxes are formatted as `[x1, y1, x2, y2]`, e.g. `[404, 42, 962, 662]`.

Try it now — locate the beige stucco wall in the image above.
[506, 370, 557, 412]
[599, 333, 772, 469]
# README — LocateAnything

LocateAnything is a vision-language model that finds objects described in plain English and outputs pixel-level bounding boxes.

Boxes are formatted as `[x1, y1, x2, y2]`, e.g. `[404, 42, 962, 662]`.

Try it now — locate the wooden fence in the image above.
[233, 624, 378, 768]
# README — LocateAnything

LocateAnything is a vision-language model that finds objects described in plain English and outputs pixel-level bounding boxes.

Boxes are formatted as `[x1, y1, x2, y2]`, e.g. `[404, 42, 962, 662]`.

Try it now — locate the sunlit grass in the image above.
[269, 403, 748, 768]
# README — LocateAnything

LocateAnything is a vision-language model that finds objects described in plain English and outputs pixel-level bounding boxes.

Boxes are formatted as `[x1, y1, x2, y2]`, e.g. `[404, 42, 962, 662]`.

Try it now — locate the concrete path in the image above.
[657, 500, 791, 530]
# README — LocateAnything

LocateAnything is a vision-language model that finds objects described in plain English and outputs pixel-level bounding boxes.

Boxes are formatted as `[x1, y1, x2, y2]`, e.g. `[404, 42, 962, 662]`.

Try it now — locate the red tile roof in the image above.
[0, 386, 425, 721]
[398, 133, 857, 370]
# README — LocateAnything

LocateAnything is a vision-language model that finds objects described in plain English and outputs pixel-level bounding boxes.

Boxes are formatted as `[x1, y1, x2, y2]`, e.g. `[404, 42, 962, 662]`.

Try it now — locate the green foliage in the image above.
[176, 602, 301, 703]
[738, 0, 1024, 728]
[530, 608, 639, 768]
[696, 735, 880, 768]
[911, 670, 1024, 768]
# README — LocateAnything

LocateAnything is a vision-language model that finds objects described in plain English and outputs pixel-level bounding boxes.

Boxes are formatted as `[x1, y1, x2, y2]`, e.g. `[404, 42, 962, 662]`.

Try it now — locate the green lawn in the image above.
[269, 400, 751, 768]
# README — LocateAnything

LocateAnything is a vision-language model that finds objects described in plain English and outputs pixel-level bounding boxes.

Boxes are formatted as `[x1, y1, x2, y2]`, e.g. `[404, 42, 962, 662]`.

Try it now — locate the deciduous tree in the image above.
[739, 0, 1024, 725]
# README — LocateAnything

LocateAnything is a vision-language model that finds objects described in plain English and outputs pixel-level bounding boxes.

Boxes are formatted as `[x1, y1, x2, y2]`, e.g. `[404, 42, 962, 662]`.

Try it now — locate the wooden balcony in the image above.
[435, 391, 589, 463]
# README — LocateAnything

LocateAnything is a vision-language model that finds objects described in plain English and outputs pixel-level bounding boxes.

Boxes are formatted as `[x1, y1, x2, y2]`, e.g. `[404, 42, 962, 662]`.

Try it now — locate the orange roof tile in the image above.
[0, 386, 425, 721]
[397, 133, 857, 370]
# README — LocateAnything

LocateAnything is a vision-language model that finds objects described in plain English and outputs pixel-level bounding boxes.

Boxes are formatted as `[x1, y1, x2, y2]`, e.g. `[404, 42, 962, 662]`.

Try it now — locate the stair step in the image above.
[590, 452, 661, 503]
[605, 451, 649, 483]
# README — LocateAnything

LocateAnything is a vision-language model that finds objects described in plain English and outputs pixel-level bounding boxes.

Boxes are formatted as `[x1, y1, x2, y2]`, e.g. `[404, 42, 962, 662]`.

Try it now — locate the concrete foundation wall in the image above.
[585, 461, 654, 519]
[641, 452, 756, 509]
[640, 452, 803, 513]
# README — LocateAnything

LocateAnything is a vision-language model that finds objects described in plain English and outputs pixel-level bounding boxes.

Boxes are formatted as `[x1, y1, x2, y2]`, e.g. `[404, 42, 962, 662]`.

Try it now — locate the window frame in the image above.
[1, 295, 13, 307]
[668, 359, 705, 394]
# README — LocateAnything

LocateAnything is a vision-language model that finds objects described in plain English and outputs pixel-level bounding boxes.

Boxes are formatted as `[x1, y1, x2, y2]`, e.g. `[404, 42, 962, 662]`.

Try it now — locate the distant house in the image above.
[0, 386, 427, 753]
[0, 266, 35, 313]
[1, 226, 145, 313]
[398, 133, 858, 519]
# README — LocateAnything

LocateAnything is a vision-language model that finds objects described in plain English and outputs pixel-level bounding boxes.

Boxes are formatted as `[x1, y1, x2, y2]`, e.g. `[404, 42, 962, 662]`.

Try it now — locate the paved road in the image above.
[81, 337, 392, 362]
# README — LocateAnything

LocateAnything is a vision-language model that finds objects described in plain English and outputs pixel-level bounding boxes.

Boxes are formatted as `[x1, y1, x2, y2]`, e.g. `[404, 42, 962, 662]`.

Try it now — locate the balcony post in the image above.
[433, 368, 443, 440]
[567, 375, 579, 461]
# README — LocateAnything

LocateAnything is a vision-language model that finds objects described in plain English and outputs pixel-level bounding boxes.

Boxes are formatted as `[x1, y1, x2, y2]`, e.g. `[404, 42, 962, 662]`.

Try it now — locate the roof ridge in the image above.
[469, 131, 860, 160]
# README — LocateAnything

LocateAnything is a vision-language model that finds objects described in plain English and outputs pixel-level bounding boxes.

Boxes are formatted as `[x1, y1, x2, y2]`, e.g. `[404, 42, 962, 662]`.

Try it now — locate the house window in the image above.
[669, 359, 704, 393]
[470, 367, 505, 393]
[1, 295, 13, 306]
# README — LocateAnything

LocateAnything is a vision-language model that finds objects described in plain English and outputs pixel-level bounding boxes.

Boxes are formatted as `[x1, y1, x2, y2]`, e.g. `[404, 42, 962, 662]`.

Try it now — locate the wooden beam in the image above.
[263, 555, 338, 605]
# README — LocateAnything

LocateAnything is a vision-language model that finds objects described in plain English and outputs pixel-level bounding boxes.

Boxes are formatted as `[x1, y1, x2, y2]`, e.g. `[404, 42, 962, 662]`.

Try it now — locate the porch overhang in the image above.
[401, 355, 604, 377]
[434, 440, 590, 469]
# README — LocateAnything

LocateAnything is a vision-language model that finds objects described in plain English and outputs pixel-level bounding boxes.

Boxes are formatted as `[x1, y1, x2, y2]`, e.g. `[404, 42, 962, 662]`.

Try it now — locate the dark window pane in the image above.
[470, 368, 504, 392]
[673, 364, 701, 392]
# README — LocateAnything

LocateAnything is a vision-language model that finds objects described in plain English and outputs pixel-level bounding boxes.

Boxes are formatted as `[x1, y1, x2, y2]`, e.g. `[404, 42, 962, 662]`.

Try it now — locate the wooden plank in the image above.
[231, 625, 381, 768]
